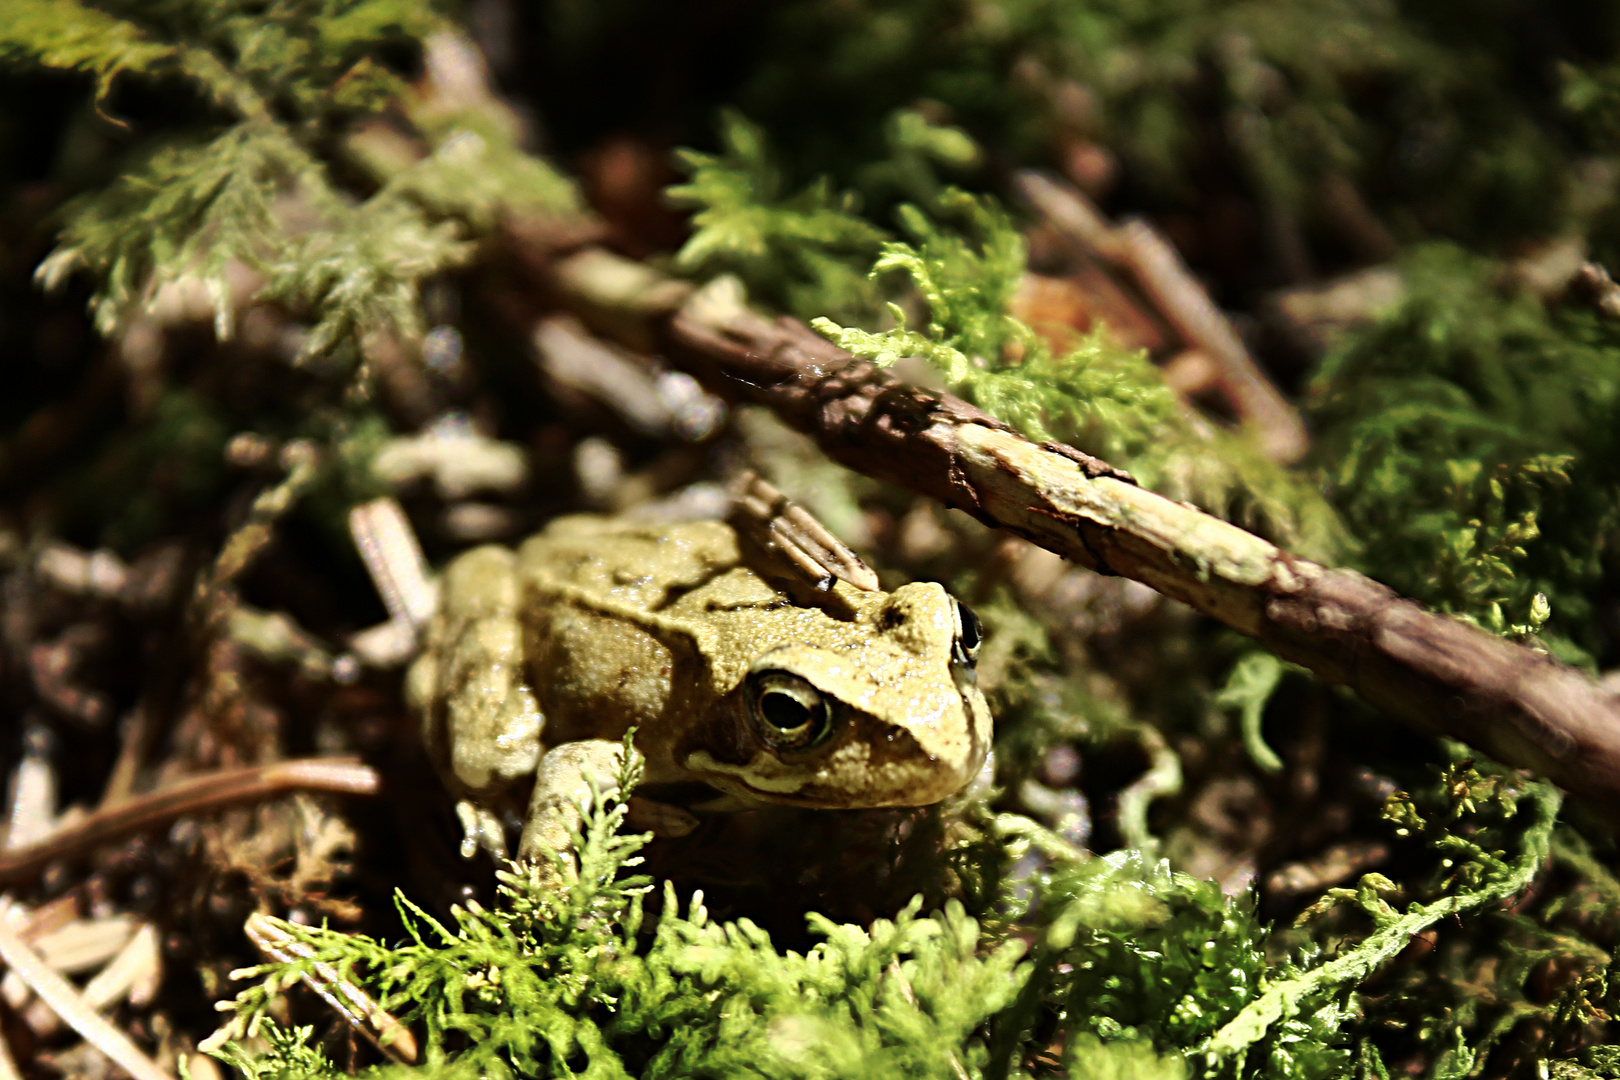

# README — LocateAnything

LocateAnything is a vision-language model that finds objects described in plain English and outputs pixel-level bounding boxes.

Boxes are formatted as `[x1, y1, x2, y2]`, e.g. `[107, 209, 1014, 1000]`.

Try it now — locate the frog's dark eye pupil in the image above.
[747, 671, 833, 749]
[952, 599, 982, 665]
[762, 690, 812, 731]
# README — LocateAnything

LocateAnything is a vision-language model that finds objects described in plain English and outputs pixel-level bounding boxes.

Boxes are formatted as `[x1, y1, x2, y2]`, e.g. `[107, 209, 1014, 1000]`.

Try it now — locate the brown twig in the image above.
[348, 497, 437, 630]
[0, 910, 171, 1080]
[242, 913, 418, 1064]
[0, 760, 381, 886]
[1016, 171, 1309, 464]
[728, 471, 881, 593]
[520, 252, 1620, 811]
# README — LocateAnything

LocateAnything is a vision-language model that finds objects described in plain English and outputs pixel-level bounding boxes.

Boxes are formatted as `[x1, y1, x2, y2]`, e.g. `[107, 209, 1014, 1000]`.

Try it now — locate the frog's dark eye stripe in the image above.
[747, 671, 833, 750]
[951, 598, 982, 667]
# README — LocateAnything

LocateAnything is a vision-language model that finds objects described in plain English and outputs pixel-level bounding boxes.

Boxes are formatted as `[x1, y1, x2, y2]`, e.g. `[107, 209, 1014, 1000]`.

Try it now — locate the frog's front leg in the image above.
[407, 545, 544, 860]
[517, 740, 698, 879]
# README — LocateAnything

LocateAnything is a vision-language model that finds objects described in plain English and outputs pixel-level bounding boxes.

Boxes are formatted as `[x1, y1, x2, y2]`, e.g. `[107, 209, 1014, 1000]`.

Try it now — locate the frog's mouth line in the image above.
[684, 724, 974, 808]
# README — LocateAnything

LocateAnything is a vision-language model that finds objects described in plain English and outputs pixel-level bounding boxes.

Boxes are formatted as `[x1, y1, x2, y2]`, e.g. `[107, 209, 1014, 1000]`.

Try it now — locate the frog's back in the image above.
[516, 515, 741, 613]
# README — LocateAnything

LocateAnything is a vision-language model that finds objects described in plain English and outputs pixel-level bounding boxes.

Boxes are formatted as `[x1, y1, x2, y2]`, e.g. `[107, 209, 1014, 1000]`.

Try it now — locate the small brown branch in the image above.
[0, 912, 171, 1080]
[1017, 171, 1309, 464]
[621, 273, 1620, 811]
[0, 760, 381, 886]
[243, 913, 418, 1064]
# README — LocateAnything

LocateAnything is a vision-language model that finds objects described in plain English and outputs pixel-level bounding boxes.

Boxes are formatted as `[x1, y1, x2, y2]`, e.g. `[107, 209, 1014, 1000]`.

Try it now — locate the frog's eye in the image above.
[951, 598, 982, 667]
[747, 671, 834, 750]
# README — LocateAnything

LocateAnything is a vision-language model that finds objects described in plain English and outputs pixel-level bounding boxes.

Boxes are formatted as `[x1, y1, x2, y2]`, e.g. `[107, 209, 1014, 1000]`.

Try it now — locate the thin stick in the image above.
[100, 708, 150, 809]
[348, 497, 437, 629]
[0, 914, 171, 1080]
[0, 760, 381, 886]
[244, 914, 418, 1064]
[516, 247, 1620, 811]
[728, 471, 881, 592]
[0, 1023, 20, 1080]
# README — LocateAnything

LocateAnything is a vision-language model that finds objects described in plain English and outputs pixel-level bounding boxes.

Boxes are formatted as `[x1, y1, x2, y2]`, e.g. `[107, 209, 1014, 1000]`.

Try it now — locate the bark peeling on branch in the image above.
[636, 276, 1620, 810]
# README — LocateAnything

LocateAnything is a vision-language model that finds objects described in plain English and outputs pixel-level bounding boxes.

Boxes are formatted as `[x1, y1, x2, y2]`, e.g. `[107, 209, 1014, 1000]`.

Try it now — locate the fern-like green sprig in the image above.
[811, 188, 1349, 560]
[10, 0, 578, 363]
[670, 110, 890, 323]
[212, 737, 1032, 1080]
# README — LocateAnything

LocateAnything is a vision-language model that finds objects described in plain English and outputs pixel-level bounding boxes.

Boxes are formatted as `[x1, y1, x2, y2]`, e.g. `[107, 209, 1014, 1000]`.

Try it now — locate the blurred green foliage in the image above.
[1, 0, 576, 547]
[540, 0, 1620, 263]
[1310, 244, 1620, 658]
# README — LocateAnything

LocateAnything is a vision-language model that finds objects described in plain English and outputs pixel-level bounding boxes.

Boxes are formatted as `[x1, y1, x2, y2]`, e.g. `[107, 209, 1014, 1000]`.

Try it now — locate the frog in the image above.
[405, 486, 992, 874]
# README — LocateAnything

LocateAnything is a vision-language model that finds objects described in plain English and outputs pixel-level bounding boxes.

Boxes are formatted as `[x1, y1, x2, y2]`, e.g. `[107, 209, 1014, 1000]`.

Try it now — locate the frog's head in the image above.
[686, 582, 992, 807]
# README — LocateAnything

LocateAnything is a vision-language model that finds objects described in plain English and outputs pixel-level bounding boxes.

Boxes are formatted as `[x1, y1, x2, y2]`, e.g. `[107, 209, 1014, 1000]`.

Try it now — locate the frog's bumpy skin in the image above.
[411, 545, 544, 795]
[413, 516, 993, 870]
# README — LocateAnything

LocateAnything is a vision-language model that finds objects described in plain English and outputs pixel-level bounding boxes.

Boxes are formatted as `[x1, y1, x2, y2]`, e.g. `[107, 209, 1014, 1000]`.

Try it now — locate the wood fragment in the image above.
[0, 760, 381, 886]
[346, 619, 418, 670]
[34, 545, 129, 600]
[0, 911, 171, 1080]
[348, 497, 438, 630]
[533, 314, 673, 436]
[21, 920, 163, 1042]
[5, 731, 56, 851]
[82, 922, 160, 1011]
[101, 708, 151, 809]
[0, 1028, 18, 1080]
[727, 471, 881, 592]
[13, 894, 81, 945]
[243, 913, 418, 1064]
[29, 916, 135, 976]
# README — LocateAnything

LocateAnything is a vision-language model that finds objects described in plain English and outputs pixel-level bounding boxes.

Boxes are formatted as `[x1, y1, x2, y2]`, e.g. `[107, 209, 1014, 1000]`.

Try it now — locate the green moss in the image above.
[1310, 244, 1620, 656]
[11, 0, 577, 358]
[808, 187, 1348, 560]
[211, 743, 1573, 1079]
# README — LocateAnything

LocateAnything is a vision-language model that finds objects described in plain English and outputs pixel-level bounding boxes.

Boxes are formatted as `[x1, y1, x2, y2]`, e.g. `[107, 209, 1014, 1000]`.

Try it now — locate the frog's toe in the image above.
[455, 799, 509, 861]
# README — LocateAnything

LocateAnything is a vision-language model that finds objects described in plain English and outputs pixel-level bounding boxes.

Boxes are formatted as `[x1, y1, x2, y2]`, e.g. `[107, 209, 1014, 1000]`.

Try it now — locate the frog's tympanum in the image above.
[406, 512, 991, 870]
